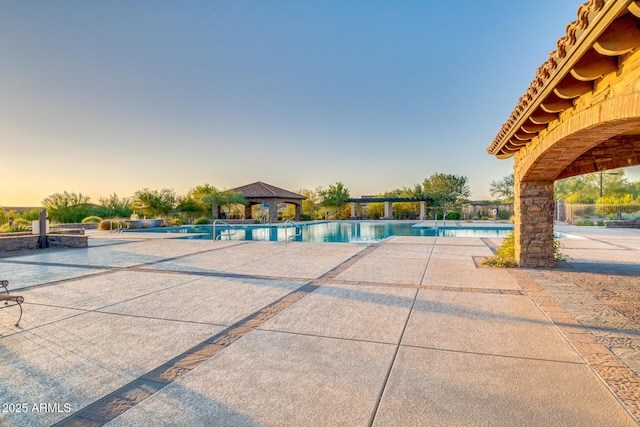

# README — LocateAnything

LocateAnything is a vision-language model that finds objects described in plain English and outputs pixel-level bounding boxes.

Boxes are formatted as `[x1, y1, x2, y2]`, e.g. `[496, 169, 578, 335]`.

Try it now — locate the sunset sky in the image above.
[2, 1, 639, 206]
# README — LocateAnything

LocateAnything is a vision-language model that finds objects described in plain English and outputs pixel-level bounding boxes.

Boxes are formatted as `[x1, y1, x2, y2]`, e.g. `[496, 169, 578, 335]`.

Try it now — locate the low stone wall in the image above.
[605, 219, 640, 229]
[0, 235, 39, 252]
[54, 223, 98, 230]
[50, 228, 85, 235]
[0, 234, 88, 253]
[47, 234, 88, 248]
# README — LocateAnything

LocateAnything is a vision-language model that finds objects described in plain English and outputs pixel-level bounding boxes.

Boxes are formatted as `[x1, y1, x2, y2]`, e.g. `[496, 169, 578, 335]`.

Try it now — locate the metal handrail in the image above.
[284, 219, 302, 243]
[212, 219, 237, 241]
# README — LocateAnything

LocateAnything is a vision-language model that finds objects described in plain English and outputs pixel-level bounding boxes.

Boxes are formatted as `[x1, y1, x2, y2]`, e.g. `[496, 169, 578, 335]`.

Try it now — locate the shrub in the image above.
[12, 218, 31, 227]
[445, 211, 461, 220]
[596, 220, 605, 226]
[495, 232, 515, 260]
[482, 232, 566, 267]
[496, 210, 512, 220]
[482, 233, 516, 268]
[194, 217, 210, 225]
[481, 256, 518, 268]
[0, 223, 30, 233]
[170, 218, 185, 226]
[300, 214, 313, 221]
[553, 240, 566, 262]
[98, 219, 127, 231]
[576, 219, 594, 226]
[81, 216, 103, 224]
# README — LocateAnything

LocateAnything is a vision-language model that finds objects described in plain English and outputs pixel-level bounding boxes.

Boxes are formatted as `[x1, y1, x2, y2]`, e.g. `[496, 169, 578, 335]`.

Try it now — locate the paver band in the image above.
[53, 243, 381, 426]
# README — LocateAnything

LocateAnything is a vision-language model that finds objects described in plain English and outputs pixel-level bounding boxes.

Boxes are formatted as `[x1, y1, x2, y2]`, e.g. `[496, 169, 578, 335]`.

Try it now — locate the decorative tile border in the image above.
[510, 269, 640, 423]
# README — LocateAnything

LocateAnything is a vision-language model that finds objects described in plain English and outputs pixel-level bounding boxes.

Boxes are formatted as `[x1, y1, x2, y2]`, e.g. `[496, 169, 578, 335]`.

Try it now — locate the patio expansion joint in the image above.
[399, 343, 587, 366]
[367, 286, 420, 427]
[509, 268, 640, 424]
[53, 241, 382, 426]
[256, 327, 399, 347]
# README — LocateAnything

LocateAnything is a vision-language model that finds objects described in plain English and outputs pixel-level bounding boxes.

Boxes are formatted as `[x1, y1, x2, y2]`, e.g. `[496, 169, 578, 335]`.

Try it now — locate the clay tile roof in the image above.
[487, 0, 634, 158]
[233, 181, 306, 200]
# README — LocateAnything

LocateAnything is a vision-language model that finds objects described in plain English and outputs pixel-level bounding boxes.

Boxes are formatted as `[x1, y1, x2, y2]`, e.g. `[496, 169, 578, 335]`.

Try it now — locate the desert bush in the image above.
[0, 223, 29, 233]
[170, 218, 185, 226]
[576, 219, 594, 226]
[496, 210, 512, 220]
[98, 219, 126, 231]
[482, 232, 566, 267]
[81, 216, 103, 224]
[194, 217, 210, 225]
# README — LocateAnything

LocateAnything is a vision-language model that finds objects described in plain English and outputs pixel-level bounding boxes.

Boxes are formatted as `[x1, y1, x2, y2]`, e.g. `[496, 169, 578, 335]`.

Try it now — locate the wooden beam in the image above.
[629, 1, 640, 19]
[594, 16, 640, 56]
[513, 130, 533, 141]
[521, 120, 547, 133]
[570, 48, 618, 81]
[554, 75, 593, 99]
[540, 92, 574, 113]
[530, 109, 558, 125]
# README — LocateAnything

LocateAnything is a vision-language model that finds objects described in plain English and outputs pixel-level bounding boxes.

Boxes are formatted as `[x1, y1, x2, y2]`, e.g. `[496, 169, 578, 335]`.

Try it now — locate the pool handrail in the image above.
[284, 220, 302, 243]
[212, 219, 237, 241]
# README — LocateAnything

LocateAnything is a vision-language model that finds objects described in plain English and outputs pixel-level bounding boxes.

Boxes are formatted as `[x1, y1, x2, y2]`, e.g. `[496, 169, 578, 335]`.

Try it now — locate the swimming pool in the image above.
[125, 221, 515, 242]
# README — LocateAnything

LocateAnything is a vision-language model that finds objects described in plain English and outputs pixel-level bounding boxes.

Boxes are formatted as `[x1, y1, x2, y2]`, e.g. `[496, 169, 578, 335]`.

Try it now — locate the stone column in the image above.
[384, 202, 393, 220]
[514, 179, 555, 268]
[268, 201, 278, 223]
[419, 201, 426, 220]
[350, 202, 357, 219]
[295, 203, 302, 221]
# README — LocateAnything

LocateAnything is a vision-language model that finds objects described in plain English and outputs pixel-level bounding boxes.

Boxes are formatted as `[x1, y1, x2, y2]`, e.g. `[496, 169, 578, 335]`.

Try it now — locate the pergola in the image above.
[345, 197, 434, 220]
[487, 0, 640, 267]
[233, 181, 306, 222]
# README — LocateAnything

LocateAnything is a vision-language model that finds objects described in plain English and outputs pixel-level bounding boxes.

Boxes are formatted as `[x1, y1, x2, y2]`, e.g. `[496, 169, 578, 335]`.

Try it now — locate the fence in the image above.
[559, 202, 640, 223]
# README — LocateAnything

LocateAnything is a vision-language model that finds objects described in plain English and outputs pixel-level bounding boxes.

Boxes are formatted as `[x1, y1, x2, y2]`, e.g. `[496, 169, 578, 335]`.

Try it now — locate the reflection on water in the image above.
[129, 222, 514, 242]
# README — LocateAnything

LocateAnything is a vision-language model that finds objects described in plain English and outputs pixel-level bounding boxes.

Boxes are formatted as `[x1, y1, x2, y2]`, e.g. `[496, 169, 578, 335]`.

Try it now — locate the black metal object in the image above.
[0, 280, 24, 326]
[38, 208, 48, 249]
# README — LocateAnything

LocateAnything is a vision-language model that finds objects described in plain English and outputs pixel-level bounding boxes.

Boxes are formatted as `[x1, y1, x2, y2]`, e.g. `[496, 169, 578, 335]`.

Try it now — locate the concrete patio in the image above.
[0, 224, 639, 426]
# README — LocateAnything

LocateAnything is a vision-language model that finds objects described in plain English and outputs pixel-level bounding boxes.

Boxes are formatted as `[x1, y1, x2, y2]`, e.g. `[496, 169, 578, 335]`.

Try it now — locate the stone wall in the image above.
[47, 235, 88, 248]
[0, 234, 87, 253]
[0, 235, 39, 252]
[605, 219, 640, 229]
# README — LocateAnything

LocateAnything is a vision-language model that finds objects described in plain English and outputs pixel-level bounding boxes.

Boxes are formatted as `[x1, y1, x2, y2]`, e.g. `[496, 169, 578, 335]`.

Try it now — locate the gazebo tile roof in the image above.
[233, 181, 305, 200]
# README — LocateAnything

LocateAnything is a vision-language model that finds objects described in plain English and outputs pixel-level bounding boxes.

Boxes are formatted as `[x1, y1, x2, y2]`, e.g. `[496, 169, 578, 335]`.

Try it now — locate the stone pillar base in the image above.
[515, 180, 555, 268]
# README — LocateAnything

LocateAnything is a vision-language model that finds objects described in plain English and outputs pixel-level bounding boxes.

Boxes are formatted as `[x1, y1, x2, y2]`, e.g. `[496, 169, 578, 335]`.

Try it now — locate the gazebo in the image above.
[233, 181, 306, 222]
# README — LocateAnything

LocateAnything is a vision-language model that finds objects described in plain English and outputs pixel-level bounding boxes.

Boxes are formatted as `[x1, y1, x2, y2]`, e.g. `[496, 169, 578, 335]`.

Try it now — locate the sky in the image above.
[2, 0, 639, 207]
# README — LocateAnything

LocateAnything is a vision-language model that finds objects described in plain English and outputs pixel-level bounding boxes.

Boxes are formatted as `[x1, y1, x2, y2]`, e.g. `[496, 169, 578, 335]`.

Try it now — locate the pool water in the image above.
[125, 221, 514, 243]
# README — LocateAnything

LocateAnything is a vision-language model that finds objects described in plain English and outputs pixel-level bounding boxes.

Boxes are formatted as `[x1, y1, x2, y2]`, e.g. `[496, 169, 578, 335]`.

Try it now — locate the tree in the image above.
[188, 184, 219, 217]
[203, 189, 248, 219]
[175, 196, 202, 224]
[299, 188, 321, 219]
[131, 188, 176, 218]
[423, 173, 470, 220]
[42, 191, 92, 223]
[98, 193, 132, 218]
[489, 174, 514, 202]
[319, 182, 351, 219]
[554, 171, 627, 203]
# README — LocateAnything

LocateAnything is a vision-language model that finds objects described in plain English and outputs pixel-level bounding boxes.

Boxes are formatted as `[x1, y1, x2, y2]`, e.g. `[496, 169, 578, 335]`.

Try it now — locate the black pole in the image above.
[38, 208, 48, 249]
